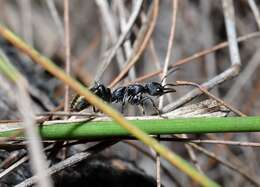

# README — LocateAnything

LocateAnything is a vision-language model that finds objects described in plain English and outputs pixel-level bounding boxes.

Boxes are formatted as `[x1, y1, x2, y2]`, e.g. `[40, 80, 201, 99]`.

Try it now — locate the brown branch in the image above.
[130, 32, 260, 84]
[109, 0, 160, 88]
[189, 143, 260, 187]
[175, 80, 246, 117]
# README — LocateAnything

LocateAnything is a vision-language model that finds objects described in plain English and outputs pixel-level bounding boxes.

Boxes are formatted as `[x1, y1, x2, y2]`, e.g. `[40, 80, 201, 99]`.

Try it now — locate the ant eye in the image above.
[156, 88, 160, 92]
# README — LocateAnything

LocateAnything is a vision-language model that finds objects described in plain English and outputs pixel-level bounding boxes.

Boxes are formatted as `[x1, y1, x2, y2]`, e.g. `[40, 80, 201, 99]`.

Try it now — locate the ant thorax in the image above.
[126, 84, 146, 95]
[111, 86, 126, 103]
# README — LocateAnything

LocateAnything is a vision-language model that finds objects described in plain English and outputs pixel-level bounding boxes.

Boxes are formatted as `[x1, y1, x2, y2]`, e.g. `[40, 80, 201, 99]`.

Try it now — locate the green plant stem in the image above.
[1, 117, 260, 140]
[0, 24, 220, 187]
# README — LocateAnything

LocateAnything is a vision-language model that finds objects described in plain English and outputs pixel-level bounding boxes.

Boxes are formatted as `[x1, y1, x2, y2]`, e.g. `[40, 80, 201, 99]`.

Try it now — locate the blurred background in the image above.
[0, 0, 260, 186]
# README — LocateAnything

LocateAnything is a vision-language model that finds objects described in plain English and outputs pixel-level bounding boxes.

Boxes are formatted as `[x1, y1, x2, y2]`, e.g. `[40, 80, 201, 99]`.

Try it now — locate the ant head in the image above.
[145, 82, 176, 96]
[145, 67, 179, 96]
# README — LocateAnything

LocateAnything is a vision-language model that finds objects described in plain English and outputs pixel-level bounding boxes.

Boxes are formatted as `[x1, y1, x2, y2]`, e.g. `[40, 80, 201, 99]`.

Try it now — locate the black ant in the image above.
[111, 82, 176, 115]
[70, 82, 111, 112]
[111, 68, 178, 115]
[70, 68, 178, 114]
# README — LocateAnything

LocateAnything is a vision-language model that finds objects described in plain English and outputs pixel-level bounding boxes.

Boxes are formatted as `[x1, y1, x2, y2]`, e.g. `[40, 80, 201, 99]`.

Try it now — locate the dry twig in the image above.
[189, 143, 260, 187]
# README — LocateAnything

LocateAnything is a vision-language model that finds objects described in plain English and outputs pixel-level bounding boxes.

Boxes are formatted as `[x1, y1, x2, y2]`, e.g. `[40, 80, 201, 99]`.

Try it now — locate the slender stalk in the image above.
[157, 1, 178, 185]
[1, 117, 260, 140]
[64, 0, 71, 113]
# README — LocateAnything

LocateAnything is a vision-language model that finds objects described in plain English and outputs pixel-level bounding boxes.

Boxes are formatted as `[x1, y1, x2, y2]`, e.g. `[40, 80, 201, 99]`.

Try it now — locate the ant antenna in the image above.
[160, 67, 180, 84]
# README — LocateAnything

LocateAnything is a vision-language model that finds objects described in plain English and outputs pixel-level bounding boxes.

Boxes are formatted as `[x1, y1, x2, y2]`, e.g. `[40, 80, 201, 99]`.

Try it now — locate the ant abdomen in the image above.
[70, 95, 89, 112]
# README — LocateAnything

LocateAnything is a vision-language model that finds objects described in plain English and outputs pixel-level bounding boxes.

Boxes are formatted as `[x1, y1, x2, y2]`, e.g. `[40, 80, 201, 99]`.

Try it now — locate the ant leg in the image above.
[140, 104, 146, 115]
[127, 95, 135, 105]
[141, 96, 163, 116]
[121, 94, 128, 114]
[121, 102, 125, 114]
[133, 95, 145, 115]
[93, 106, 97, 113]
[129, 95, 145, 115]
